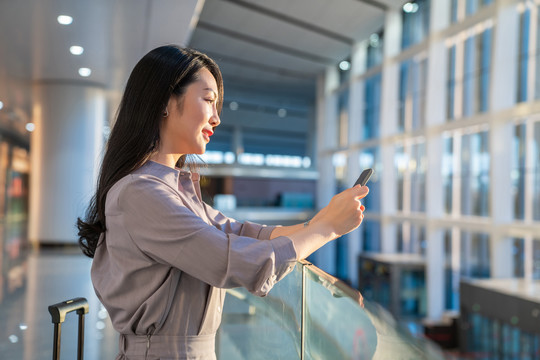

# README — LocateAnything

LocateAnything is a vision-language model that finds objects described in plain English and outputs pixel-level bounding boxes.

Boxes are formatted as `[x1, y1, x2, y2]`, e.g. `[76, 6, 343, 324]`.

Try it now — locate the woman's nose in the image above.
[210, 110, 220, 127]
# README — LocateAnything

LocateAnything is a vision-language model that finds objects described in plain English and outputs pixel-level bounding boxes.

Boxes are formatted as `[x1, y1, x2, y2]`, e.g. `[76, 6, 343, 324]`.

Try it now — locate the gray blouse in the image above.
[91, 161, 297, 359]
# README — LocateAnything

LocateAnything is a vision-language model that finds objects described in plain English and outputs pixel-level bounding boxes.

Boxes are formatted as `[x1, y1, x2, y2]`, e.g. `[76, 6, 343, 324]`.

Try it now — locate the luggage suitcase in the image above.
[48, 297, 89, 360]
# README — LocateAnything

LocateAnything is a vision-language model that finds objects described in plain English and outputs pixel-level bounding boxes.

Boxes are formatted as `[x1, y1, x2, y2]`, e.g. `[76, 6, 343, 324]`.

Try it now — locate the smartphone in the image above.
[353, 168, 374, 187]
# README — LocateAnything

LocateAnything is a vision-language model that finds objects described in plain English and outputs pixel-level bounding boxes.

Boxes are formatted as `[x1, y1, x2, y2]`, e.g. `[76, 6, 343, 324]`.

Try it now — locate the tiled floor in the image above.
[0, 246, 118, 360]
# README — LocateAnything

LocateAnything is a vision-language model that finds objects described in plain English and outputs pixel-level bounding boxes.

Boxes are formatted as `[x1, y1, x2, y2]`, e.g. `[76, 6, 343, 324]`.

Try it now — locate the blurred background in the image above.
[0, 0, 540, 358]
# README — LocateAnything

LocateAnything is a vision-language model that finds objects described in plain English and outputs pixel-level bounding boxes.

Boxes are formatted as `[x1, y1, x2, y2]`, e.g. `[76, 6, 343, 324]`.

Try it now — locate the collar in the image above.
[134, 160, 199, 188]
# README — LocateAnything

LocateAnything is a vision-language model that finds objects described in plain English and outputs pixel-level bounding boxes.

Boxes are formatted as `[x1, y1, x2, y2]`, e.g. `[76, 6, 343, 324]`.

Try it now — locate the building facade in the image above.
[314, 0, 540, 321]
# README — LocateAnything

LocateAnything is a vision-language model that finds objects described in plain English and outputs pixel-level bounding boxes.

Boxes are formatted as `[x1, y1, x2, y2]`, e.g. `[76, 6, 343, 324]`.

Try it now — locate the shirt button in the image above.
[217, 306, 221, 313]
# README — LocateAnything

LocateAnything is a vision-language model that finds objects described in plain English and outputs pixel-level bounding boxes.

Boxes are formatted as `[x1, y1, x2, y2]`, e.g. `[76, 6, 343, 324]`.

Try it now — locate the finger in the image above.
[352, 185, 369, 199]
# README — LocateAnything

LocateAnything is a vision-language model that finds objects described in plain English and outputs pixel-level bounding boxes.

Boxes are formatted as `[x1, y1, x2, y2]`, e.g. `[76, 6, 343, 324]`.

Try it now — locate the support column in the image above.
[426, 228, 445, 320]
[425, 138, 445, 319]
[346, 41, 367, 287]
[379, 8, 401, 254]
[29, 83, 105, 244]
[488, 3, 518, 277]
[489, 121, 514, 277]
[314, 69, 338, 272]
[424, 0, 450, 319]
[491, 2, 519, 112]
[425, 127, 445, 320]
[313, 154, 336, 271]
[346, 149, 361, 285]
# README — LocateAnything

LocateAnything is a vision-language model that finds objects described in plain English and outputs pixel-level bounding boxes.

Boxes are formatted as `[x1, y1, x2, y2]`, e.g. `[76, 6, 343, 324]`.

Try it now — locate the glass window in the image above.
[338, 90, 349, 148]
[399, 57, 427, 131]
[336, 234, 349, 280]
[466, 0, 479, 16]
[535, 10, 540, 100]
[447, 25, 492, 120]
[397, 223, 404, 251]
[410, 142, 426, 213]
[395, 145, 406, 212]
[415, 224, 426, 256]
[444, 229, 459, 310]
[515, 4, 540, 102]
[461, 130, 490, 217]
[333, 150, 349, 280]
[361, 220, 381, 252]
[367, 31, 384, 69]
[534, 239, 540, 279]
[479, 28, 492, 113]
[394, 140, 426, 214]
[363, 73, 381, 140]
[401, 0, 430, 49]
[513, 238, 525, 277]
[463, 29, 492, 116]
[534, 122, 540, 220]
[359, 148, 380, 212]
[462, 35, 476, 117]
[447, 45, 456, 120]
[461, 231, 490, 278]
[513, 123, 526, 220]
[451, 0, 494, 23]
[443, 136, 454, 214]
[332, 152, 348, 193]
[517, 8, 530, 103]
[399, 63, 408, 132]
[397, 222, 426, 254]
[451, 0, 459, 23]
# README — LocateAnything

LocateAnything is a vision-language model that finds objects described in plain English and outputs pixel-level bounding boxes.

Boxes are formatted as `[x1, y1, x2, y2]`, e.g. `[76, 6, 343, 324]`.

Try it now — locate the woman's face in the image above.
[160, 67, 220, 156]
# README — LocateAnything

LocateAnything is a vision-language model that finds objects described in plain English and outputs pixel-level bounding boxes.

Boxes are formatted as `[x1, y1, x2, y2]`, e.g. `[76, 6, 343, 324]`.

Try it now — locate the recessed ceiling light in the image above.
[403, 2, 419, 13]
[369, 33, 380, 47]
[339, 60, 351, 71]
[8, 335, 18, 343]
[229, 101, 239, 111]
[70, 46, 84, 55]
[78, 67, 91, 77]
[0, 101, 3, 110]
[57, 15, 73, 25]
[25, 123, 35, 132]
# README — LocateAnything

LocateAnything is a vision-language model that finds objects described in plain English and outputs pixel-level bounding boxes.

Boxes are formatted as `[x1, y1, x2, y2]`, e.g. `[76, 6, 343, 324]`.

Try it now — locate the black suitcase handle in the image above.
[48, 297, 89, 360]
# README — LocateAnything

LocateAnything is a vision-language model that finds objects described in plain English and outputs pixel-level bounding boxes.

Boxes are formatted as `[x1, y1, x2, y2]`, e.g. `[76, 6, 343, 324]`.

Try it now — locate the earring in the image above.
[163, 108, 169, 117]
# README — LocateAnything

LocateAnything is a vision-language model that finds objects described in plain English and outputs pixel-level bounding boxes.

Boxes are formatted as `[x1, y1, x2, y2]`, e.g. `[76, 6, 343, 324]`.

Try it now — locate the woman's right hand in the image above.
[310, 185, 369, 239]
[273, 185, 369, 260]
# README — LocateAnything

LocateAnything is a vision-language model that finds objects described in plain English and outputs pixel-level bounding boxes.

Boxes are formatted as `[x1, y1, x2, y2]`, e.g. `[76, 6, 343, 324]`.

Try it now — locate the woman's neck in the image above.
[149, 153, 182, 169]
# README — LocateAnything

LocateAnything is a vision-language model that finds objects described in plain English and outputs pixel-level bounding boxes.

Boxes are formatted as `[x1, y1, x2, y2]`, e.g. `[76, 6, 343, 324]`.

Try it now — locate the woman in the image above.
[77, 45, 368, 360]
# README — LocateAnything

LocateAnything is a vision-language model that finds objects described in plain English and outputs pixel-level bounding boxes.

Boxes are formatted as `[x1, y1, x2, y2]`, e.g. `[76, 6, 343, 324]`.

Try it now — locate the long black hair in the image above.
[77, 45, 223, 258]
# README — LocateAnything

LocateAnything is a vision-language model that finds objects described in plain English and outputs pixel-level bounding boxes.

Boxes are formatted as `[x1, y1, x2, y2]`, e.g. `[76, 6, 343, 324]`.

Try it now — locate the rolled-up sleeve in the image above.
[202, 203, 276, 240]
[119, 176, 297, 296]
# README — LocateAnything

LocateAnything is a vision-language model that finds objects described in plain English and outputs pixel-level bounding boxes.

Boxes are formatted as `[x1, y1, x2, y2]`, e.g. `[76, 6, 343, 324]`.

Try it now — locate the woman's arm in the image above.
[269, 223, 306, 238]
[270, 185, 369, 260]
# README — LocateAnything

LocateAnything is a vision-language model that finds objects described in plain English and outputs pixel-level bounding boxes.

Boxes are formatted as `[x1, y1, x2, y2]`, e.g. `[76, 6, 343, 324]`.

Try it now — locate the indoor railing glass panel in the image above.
[217, 260, 445, 359]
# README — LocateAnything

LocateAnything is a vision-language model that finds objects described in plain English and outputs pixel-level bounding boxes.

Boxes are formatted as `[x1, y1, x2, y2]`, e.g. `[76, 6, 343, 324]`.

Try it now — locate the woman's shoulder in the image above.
[106, 164, 179, 213]
[114, 172, 176, 198]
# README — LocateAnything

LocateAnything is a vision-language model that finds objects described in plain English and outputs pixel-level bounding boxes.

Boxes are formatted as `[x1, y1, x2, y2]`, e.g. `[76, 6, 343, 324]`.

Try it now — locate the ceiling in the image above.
[0, 0, 404, 154]
[190, 0, 393, 96]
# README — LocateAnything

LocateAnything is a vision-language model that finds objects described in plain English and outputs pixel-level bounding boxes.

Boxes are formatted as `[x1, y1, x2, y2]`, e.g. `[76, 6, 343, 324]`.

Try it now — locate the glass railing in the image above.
[216, 260, 445, 359]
